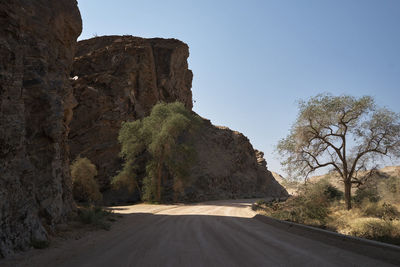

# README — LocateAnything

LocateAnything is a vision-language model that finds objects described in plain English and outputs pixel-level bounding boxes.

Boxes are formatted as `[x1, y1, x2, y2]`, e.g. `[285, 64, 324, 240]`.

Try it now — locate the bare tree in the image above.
[277, 94, 400, 209]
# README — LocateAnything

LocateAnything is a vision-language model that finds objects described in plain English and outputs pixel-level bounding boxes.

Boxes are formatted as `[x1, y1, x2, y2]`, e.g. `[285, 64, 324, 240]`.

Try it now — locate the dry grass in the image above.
[256, 176, 400, 245]
[327, 210, 400, 245]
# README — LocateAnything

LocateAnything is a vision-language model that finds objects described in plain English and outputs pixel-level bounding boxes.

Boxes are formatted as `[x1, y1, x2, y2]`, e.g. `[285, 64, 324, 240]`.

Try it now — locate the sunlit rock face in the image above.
[175, 122, 289, 202]
[69, 36, 193, 193]
[69, 35, 287, 203]
[0, 0, 82, 257]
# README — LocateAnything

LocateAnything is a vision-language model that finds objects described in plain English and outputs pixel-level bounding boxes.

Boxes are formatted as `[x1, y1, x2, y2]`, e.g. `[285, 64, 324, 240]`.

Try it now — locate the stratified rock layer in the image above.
[0, 0, 82, 257]
[70, 36, 287, 202]
[70, 36, 193, 190]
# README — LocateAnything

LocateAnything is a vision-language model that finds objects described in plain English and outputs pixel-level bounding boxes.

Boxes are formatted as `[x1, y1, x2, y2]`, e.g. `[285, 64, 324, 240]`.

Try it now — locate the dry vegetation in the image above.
[71, 157, 102, 203]
[70, 157, 116, 230]
[255, 169, 400, 245]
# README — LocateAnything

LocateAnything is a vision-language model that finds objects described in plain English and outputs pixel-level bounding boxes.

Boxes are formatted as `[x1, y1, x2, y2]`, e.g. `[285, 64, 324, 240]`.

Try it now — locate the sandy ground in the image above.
[1, 199, 397, 267]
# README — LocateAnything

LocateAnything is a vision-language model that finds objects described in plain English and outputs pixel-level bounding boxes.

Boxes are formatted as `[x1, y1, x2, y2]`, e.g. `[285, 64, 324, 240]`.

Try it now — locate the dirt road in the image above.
[3, 199, 398, 266]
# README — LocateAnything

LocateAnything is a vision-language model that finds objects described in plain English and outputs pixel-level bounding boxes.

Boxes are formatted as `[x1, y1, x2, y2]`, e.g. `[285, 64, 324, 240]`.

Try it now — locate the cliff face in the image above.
[171, 121, 288, 202]
[69, 36, 193, 190]
[70, 36, 288, 202]
[0, 0, 82, 257]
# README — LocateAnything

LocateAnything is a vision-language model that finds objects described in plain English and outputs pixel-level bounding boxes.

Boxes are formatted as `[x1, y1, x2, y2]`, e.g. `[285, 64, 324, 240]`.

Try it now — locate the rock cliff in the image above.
[173, 121, 288, 201]
[69, 36, 193, 190]
[0, 5, 287, 255]
[0, 0, 81, 257]
[70, 36, 287, 202]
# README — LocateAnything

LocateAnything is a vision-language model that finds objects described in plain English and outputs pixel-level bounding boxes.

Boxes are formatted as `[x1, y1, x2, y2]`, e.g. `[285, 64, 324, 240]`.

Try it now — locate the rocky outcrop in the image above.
[69, 36, 193, 190]
[0, 0, 81, 257]
[69, 35, 287, 202]
[177, 122, 288, 201]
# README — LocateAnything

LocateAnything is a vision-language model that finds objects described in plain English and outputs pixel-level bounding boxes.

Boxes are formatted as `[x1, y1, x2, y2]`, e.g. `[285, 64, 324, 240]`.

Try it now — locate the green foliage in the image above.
[113, 102, 202, 202]
[77, 206, 113, 230]
[71, 157, 102, 203]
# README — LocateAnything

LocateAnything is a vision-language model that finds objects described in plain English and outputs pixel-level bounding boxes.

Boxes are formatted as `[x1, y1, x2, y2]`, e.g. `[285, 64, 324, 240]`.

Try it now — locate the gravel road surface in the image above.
[2, 199, 398, 267]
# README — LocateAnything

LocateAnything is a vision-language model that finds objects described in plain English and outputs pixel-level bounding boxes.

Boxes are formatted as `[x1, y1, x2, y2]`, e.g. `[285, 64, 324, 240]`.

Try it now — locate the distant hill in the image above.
[271, 166, 400, 195]
[309, 166, 400, 192]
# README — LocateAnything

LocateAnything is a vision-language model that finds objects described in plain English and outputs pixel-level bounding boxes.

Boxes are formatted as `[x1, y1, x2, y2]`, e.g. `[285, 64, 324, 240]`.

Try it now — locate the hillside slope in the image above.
[273, 166, 400, 195]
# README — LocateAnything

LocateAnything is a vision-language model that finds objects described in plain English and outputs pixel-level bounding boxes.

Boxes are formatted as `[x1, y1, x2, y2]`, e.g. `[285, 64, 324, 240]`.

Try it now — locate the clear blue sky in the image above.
[77, 0, 400, 175]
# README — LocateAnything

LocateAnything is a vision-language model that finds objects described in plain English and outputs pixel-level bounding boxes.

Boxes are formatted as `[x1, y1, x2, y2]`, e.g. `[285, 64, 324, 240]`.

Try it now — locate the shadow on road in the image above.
[2, 204, 399, 267]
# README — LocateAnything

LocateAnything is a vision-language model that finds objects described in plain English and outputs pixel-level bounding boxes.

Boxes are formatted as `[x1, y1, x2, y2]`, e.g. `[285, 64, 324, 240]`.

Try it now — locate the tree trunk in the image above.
[344, 179, 352, 210]
[157, 161, 162, 202]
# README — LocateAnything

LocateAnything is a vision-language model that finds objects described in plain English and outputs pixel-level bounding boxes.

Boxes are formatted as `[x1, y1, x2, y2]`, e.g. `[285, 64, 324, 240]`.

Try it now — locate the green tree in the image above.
[71, 157, 102, 203]
[113, 102, 202, 202]
[277, 94, 400, 209]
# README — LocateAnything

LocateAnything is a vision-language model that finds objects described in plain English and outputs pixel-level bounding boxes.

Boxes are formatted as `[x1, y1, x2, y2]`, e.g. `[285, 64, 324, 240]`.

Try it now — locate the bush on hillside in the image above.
[354, 186, 380, 203]
[360, 200, 399, 220]
[378, 175, 400, 204]
[262, 180, 342, 225]
[256, 174, 400, 245]
[299, 179, 343, 202]
[348, 218, 400, 245]
[354, 173, 400, 204]
[71, 157, 102, 203]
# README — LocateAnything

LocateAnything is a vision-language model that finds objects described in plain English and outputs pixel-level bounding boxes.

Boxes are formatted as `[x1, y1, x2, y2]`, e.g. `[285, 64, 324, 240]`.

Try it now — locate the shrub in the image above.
[360, 200, 399, 220]
[256, 173, 400, 245]
[327, 207, 400, 245]
[354, 174, 400, 204]
[266, 198, 330, 226]
[323, 184, 343, 201]
[77, 206, 113, 230]
[354, 187, 380, 203]
[348, 218, 400, 244]
[327, 208, 359, 231]
[378, 176, 400, 204]
[300, 179, 342, 201]
[71, 157, 102, 203]
[261, 180, 343, 226]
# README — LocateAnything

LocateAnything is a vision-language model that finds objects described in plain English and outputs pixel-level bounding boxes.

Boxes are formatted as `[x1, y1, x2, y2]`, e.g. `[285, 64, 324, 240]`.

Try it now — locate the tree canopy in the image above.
[277, 94, 400, 209]
[113, 102, 202, 202]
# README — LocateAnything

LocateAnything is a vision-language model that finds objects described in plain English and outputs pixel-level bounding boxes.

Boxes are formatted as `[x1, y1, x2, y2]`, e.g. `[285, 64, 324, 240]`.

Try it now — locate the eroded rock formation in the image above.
[176, 122, 288, 201]
[0, 0, 82, 257]
[69, 36, 193, 190]
[70, 36, 287, 202]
